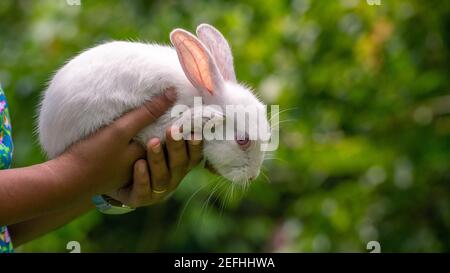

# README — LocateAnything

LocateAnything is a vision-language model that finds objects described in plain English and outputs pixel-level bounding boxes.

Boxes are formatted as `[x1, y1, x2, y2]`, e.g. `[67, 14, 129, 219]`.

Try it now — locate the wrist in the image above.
[43, 155, 103, 197]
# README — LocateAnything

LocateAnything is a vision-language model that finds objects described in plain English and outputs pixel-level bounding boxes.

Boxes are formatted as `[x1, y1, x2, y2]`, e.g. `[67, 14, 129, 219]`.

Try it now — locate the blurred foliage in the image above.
[0, 0, 449, 252]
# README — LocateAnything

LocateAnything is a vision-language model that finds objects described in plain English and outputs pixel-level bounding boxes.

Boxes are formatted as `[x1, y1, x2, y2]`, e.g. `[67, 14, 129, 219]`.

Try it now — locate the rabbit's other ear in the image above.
[196, 24, 236, 83]
[170, 28, 224, 95]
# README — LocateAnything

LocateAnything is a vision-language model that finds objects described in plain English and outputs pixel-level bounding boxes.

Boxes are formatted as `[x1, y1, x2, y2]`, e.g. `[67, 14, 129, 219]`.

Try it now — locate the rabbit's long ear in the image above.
[196, 24, 236, 82]
[170, 29, 224, 95]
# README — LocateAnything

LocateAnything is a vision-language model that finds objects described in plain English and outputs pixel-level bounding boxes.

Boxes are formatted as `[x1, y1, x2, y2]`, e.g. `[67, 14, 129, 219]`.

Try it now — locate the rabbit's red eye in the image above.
[235, 134, 251, 150]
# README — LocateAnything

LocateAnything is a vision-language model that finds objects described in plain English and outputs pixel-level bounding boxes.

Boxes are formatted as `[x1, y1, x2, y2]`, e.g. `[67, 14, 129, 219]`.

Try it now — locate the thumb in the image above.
[114, 87, 177, 139]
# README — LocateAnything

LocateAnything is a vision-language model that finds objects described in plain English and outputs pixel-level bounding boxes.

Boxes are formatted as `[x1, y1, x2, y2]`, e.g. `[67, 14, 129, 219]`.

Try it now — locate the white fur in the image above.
[38, 25, 268, 183]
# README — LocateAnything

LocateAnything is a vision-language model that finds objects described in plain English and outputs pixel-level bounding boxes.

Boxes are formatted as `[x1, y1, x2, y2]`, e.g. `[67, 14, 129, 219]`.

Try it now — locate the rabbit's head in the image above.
[170, 24, 271, 185]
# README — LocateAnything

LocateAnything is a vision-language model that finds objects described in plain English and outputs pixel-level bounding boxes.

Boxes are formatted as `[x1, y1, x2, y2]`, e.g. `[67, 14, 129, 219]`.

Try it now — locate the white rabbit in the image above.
[38, 24, 269, 184]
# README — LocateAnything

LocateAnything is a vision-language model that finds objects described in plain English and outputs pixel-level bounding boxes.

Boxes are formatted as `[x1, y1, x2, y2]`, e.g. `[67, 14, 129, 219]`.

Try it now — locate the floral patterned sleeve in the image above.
[0, 85, 14, 253]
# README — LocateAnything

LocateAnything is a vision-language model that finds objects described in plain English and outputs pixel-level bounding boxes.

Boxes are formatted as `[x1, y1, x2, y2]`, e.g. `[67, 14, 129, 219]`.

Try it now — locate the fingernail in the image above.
[149, 138, 161, 153]
[164, 87, 177, 102]
[151, 142, 161, 153]
[139, 162, 147, 175]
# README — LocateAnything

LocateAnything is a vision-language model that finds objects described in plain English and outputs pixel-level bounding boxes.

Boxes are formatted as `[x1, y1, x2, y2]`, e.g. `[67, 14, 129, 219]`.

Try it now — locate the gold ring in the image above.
[152, 188, 167, 194]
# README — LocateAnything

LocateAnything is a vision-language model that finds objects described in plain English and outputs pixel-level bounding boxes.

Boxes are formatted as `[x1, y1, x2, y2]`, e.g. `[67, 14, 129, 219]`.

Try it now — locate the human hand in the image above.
[106, 127, 203, 207]
[45, 87, 178, 197]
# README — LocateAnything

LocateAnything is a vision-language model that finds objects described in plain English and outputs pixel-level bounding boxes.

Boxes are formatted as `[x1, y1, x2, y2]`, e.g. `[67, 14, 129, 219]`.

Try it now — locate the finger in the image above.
[187, 137, 203, 170]
[113, 87, 177, 140]
[147, 138, 170, 193]
[129, 159, 152, 206]
[126, 141, 146, 161]
[108, 160, 152, 207]
[166, 126, 189, 190]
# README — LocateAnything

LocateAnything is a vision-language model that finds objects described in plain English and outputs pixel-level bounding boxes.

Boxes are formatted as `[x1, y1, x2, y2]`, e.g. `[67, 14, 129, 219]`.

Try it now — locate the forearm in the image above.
[0, 158, 99, 226]
[8, 198, 94, 247]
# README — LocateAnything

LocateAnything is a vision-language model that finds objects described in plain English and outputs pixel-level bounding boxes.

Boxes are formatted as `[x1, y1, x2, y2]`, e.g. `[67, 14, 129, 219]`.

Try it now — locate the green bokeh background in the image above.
[1, 0, 449, 252]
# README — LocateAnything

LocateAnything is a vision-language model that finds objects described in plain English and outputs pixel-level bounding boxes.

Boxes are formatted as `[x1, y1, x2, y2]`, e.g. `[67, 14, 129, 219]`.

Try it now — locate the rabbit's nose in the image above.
[249, 176, 255, 181]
